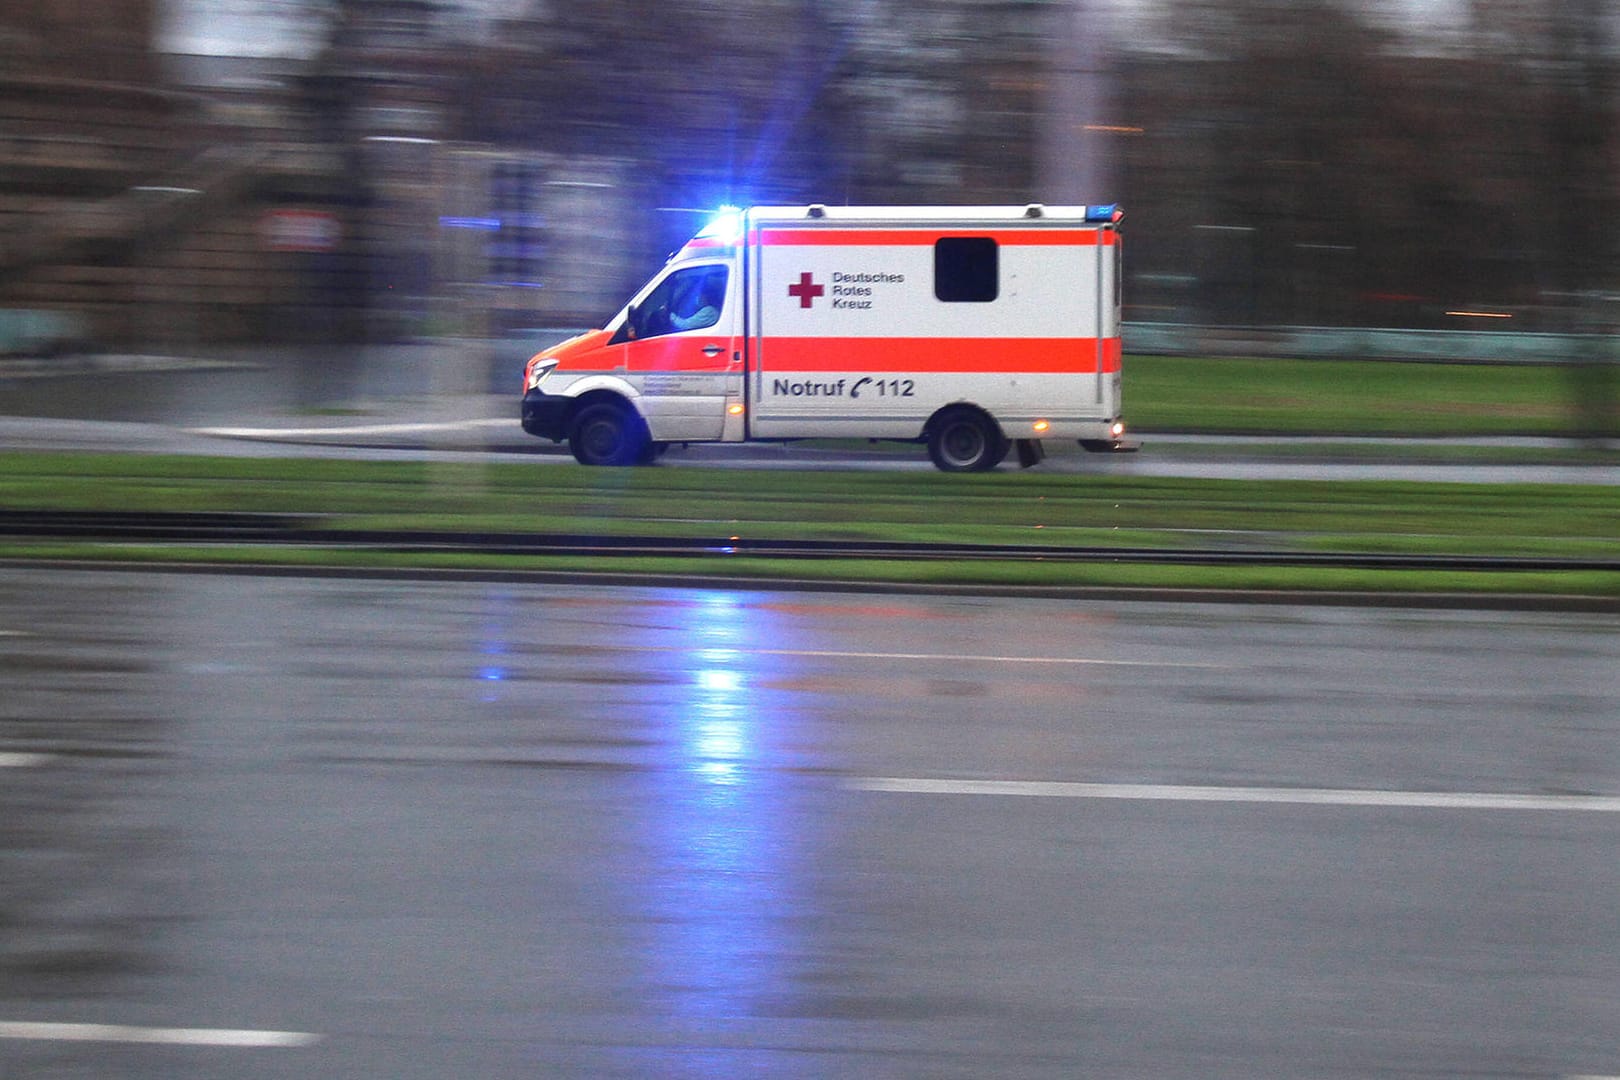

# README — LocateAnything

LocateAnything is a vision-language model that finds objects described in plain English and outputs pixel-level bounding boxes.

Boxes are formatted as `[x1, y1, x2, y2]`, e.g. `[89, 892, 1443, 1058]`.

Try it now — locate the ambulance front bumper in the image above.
[521, 390, 571, 442]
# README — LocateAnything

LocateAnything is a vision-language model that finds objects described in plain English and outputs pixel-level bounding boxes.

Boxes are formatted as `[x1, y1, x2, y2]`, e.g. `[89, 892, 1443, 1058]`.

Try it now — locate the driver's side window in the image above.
[628, 264, 728, 340]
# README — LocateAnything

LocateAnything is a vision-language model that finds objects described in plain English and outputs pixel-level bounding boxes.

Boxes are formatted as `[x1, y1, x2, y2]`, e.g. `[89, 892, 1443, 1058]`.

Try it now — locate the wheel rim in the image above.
[940, 420, 985, 467]
[580, 415, 624, 461]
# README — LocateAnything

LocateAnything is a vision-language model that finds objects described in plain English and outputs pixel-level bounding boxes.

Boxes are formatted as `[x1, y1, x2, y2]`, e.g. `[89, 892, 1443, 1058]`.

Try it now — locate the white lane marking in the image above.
[850, 778, 1620, 813]
[0, 753, 49, 768]
[752, 648, 1216, 669]
[627, 644, 1216, 669]
[191, 418, 511, 438]
[0, 1021, 320, 1048]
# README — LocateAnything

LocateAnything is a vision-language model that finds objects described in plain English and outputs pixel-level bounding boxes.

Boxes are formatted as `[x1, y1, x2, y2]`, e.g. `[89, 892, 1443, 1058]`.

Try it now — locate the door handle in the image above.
[701, 344, 724, 357]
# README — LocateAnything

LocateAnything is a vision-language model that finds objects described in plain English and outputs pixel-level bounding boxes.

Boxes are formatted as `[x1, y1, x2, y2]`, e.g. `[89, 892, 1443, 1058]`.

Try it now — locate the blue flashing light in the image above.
[698, 669, 743, 694]
[696, 206, 745, 245]
[1085, 204, 1123, 223]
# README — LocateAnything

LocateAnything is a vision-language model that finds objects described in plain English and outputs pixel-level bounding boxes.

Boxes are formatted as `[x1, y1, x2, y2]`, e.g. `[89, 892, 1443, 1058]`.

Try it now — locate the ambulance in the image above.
[520, 204, 1129, 471]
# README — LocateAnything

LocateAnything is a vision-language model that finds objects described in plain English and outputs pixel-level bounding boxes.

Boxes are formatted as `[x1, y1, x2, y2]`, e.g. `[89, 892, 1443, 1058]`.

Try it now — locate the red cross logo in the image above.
[787, 272, 824, 309]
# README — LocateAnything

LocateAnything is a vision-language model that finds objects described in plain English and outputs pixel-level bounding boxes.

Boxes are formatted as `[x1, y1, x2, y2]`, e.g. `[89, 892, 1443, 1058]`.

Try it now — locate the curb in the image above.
[4, 558, 1616, 613]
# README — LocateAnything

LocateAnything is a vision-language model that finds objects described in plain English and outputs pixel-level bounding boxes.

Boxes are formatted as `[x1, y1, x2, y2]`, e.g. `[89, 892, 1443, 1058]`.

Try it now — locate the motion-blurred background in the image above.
[1, 0, 1615, 359]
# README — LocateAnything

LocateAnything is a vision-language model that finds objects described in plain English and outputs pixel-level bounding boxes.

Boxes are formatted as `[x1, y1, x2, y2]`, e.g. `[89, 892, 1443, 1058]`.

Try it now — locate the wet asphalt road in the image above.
[4, 567, 1620, 1078]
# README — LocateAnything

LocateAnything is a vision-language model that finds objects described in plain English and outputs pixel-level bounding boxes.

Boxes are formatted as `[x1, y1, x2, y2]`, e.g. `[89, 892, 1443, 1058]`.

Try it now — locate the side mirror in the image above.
[624, 303, 639, 340]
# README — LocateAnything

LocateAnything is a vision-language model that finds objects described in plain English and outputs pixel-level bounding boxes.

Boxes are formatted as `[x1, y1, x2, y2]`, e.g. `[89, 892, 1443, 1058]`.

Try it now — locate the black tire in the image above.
[927, 408, 1007, 472]
[569, 402, 647, 466]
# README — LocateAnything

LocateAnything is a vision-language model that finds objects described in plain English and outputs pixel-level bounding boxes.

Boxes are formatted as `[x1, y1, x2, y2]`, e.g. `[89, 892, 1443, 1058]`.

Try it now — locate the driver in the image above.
[669, 272, 723, 331]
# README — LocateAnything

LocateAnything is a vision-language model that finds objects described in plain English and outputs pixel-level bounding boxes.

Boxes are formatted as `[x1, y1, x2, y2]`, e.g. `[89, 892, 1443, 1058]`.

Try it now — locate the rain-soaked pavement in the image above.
[4, 568, 1620, 1078]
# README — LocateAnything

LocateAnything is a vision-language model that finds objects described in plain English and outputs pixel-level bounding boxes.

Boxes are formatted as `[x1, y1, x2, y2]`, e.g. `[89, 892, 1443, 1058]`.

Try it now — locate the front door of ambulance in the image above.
[620, 262, 740, 442]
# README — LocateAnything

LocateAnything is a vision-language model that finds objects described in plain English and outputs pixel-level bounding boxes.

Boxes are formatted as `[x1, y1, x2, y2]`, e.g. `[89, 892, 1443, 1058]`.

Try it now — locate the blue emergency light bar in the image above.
[1085, 204, 1123, 223]
[696, 206, 745, 245]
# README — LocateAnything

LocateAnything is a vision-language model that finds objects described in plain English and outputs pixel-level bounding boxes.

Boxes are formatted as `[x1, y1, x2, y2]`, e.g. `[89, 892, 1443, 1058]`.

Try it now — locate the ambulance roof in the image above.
[744, 204, 1121, 225]
[676, 204, 1121, 263]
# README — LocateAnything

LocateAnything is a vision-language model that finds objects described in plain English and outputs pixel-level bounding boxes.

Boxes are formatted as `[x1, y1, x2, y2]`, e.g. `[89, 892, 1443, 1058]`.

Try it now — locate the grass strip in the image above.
[1124, 355, 1596, 436]
[2, 450, 1616, 596]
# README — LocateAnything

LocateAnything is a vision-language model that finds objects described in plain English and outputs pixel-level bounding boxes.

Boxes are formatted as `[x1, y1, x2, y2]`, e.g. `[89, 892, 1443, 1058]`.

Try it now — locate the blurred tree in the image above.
[445, 0, 1047, 209]
[449, 0, 861, 205]
[1117, 0, 1618, 332]
[1461, 0, 1618, 440]
[292, 0, 462, 342]
[1, 0, 155, 82]
[1538, 0, 1620, 442]
[278, 0, 1617, 349]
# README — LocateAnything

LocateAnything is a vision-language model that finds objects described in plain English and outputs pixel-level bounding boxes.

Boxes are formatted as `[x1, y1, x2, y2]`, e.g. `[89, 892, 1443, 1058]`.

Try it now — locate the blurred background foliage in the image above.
[0, 0, 1615, 349]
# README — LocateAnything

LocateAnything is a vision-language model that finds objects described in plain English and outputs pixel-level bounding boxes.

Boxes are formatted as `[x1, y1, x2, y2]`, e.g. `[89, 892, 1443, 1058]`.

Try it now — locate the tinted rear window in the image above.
[934, 237, 999, 302]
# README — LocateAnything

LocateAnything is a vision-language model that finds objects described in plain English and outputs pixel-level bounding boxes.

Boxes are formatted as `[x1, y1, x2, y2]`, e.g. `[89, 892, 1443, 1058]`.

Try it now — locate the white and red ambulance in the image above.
[520, 204, 1128, 471]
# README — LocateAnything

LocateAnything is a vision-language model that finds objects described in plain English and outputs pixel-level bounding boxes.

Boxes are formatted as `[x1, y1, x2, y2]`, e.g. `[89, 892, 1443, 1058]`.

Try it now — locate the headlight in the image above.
[524, 357, 559, 392]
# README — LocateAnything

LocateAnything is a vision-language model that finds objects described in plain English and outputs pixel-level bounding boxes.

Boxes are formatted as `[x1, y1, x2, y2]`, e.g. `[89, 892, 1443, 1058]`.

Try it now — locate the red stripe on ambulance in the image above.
[756, 336, 1122, 374]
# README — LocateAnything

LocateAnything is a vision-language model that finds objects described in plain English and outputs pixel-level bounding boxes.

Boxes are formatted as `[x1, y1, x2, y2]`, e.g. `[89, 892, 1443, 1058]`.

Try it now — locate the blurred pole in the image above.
[1037, 0, 1116, 205]
[1566, 298, 1619, 447]
[1547, 0, 1618, 444]
[431, 146, 492, 500]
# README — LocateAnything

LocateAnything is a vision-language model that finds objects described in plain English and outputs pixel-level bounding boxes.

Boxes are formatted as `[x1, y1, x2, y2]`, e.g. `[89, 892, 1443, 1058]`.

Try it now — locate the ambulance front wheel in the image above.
[927, 408, 1009, 473]
[569, 401, 649, 466]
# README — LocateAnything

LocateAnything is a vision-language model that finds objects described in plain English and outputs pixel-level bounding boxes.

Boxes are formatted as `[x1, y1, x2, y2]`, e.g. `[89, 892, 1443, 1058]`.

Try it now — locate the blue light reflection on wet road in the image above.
[639, 590, 804, 1030]
[475, 589, 514, 702]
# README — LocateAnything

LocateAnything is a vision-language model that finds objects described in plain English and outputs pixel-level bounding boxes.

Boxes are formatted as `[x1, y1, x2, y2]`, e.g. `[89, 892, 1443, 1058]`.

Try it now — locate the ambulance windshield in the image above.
[628, 264, 727, 338]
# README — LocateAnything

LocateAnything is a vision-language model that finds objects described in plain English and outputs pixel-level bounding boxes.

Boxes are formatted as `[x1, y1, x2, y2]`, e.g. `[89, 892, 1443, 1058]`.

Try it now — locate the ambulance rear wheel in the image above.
[928, 409, 1007, 473]
[569, 402, 648, 466]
